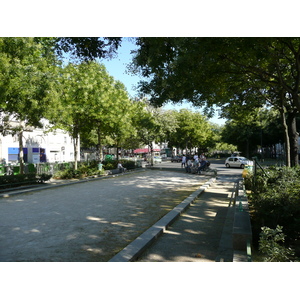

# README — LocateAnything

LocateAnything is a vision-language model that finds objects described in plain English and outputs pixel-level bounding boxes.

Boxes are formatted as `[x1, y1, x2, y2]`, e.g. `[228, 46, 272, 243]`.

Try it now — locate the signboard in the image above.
[32, 154, 40, 163]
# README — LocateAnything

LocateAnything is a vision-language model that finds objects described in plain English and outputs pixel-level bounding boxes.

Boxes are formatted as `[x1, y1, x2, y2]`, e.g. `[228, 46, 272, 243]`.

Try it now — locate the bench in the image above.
[106, 168, 127, 175]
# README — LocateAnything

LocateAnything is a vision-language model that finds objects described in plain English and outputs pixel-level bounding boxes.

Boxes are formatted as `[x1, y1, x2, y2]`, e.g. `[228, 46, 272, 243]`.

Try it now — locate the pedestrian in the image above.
[200, 153, 206, 160]
[186, 158, 192, 173]
[197, 159, 207, 174]
[181, 154, 186, 168]
[117, 161, 126, 173]
[193, 154, 199, 162]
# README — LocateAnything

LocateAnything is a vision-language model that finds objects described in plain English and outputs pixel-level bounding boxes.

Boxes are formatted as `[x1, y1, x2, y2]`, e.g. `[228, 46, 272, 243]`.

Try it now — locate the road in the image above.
[158, 158, 243, 177]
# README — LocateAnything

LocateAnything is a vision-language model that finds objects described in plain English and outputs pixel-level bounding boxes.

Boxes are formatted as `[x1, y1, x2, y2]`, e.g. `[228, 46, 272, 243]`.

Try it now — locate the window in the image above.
[8, 148, 18, 162]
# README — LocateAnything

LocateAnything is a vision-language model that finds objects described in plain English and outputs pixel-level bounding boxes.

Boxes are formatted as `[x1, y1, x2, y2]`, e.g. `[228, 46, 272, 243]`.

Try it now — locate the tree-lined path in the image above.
[0, 170, 208, 262]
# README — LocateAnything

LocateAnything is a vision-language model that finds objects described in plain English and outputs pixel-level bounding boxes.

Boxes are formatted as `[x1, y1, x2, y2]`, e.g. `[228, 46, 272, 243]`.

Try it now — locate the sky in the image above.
[99, 38, 227, 125]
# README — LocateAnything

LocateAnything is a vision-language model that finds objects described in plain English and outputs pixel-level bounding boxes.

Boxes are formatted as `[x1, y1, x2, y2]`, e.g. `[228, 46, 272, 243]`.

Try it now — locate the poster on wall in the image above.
[32, 154, 40, 163]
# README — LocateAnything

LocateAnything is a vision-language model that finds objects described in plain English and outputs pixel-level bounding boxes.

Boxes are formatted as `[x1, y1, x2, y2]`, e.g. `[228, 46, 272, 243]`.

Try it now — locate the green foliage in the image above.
[0, 37, 58, 123]
[102, 161, 117, 170]
[53, 159, 137, 179]
[0, 173, 52, 188]
[54, 37, 122, 61]
[102, 160, 136, 170]
[167, 109, 213, 151]
[121, 160, 135, 170]
[249, 166, 300, 247]
[259, 226, 296, 262]
[53, 163, 105, 179]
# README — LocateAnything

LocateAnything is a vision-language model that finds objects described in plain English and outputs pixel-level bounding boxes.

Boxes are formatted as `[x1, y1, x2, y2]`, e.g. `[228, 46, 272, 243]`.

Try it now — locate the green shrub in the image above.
[122, 160, 135, 170]
[53, 169, 78, 179]
[259, 225, 296, 262]
[102, 161, 118, 170]
[249, 166, 300, 246]
[53, 159, 137, 179]
[0, 173, 52, 189]
[53, 164, 105, 179]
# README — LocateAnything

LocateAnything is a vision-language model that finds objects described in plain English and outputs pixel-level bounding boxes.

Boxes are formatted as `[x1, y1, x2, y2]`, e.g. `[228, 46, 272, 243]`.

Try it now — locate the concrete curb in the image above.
[109, 177, 216, 262]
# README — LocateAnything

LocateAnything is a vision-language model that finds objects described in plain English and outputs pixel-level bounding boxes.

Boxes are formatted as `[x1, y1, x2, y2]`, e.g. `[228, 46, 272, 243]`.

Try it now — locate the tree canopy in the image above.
[131, 37, 300, 165]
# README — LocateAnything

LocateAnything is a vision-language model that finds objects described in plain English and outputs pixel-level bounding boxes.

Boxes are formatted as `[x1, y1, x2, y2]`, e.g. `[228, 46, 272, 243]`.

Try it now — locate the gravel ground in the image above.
[0, 170, 209, 262]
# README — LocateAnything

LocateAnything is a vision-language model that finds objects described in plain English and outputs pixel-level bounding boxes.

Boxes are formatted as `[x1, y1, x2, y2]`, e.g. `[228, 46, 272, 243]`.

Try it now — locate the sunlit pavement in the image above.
[0, 168, 211, 262]
[0, 159, 243, 262]
[135, 159, 244, 262]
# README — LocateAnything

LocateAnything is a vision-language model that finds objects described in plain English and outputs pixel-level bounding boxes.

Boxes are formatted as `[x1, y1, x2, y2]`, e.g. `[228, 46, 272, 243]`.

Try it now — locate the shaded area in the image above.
[0, 170, 208, 262]
[136, 179, 238, 262]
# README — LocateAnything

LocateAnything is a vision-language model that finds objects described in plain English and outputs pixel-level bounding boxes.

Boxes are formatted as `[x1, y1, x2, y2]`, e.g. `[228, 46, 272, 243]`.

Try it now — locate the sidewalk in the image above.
[137, 177, 237, 262]
[110, 174, 239, 262]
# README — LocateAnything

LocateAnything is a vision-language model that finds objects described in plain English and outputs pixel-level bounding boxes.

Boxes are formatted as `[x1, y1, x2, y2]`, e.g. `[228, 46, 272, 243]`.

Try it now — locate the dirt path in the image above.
[0, 170, 208, 262]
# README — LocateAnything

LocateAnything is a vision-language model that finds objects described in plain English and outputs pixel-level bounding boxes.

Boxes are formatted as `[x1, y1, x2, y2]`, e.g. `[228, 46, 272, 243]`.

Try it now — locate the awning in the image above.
[133, 148, 161, 154]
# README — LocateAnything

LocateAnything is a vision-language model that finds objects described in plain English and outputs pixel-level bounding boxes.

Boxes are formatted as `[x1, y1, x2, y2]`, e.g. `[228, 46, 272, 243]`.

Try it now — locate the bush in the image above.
[121, 160, 135, 170]
[102, 161, 118, 170]
[53, 159, 137, 179]
[259, 225, 296, 262]
[0, 173, 52, 189]
[248, 166, 300, 255]
[102, 159, 136, 170]
[53, 164, 105, 179]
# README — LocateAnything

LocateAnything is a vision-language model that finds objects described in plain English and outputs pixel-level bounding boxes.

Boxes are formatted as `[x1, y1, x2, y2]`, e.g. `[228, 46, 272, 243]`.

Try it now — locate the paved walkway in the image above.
[0, 160, 243, 262]
[0, 169, 211, 262]
[136, 176, 238, 262]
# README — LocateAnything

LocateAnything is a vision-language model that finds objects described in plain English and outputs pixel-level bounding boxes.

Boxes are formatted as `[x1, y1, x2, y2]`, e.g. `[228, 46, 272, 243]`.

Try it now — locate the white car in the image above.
[225, 156, 251, 169]
[153, 156, 162, 163]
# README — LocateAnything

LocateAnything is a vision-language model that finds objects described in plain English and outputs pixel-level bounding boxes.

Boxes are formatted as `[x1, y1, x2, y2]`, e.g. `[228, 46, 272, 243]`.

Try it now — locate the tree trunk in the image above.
[149, 143, 154, 166]
[18, 130, 24, 174]
[287, 111, 299, 167]
[97, 127, 103, 162]
[74, 135, 79, 170]
[116, 146, 120, 161]
[279, 107, 291, 167]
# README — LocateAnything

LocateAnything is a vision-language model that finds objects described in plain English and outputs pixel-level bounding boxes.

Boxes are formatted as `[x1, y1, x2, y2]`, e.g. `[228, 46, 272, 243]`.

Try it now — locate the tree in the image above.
[50, 60, 135, 167]
[221, 119, 261, 158]
[0, 37, 59, 173]
[134, 102, 162, 165]
[103, 81, 137, 160]
[167, 109, 212, 154]
[221, 108, 285, 158]
[37, 37, 123, 62]
[131, 37, 300, 166]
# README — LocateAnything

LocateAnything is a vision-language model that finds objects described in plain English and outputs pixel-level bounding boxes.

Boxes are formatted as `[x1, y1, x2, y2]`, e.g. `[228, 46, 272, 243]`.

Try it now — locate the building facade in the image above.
[0, 119, 80, 164]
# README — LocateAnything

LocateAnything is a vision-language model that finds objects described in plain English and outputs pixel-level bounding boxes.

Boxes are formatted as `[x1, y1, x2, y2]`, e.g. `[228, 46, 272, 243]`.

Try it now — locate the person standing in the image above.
[186, 158, 192, 173]
[181, 154, 186, 168]
[193, 154, 199, 163]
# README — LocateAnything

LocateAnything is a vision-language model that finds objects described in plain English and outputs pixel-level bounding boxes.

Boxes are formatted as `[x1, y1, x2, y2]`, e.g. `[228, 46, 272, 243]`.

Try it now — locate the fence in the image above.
[0, 158, 144, 177]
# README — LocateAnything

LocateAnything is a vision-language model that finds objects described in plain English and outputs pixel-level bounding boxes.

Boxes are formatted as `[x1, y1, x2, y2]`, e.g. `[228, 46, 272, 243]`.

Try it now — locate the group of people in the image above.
[181, 153, 210, 174]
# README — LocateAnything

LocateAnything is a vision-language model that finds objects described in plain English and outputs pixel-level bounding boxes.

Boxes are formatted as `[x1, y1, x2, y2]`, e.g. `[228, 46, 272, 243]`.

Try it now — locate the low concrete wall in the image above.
[232, 179, 252, 261]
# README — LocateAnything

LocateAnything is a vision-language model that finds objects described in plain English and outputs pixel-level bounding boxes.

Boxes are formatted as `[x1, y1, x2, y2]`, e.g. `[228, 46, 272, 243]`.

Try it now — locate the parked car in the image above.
[171, 156, 182, 162]
[225, 156, 251, 169]
[153, 156, 162, 163]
